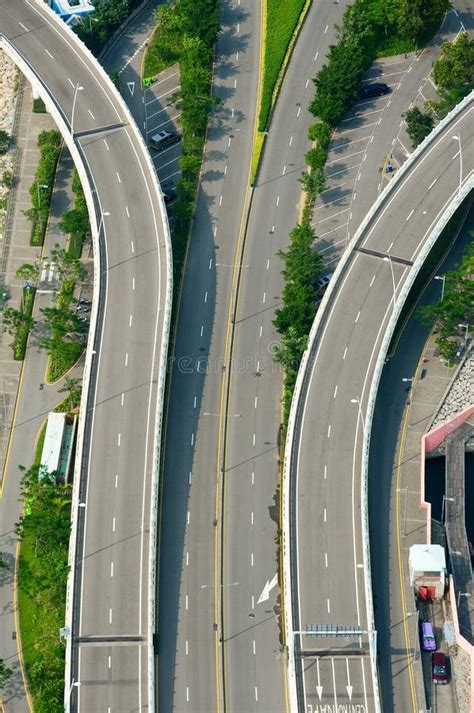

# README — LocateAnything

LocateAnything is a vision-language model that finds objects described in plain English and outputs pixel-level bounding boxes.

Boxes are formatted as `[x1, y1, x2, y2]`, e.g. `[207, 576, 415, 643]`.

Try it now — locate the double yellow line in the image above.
[213, 2, 290, 711]
[395, 358, 424, 713]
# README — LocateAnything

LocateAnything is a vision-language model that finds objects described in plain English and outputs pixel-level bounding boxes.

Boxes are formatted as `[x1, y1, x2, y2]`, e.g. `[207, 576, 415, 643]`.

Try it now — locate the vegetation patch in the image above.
[74, 0, 145, 54]
[32, 97, 46, 114]
[17, 464, 71, 713]
[3, 283, 36, 361]
[25, 130, 61, 247]
[61, 169, 90, 259]
[42, 267, 87, 384]
[420, 239, 473, 363]
[258, 0, 307, 132]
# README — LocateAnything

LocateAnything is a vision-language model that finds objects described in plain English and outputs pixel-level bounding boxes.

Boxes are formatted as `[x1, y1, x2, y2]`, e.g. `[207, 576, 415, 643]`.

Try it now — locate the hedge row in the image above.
[258, 0, 307, 132]
[12, 286, 35, 361]
[27, 130, 62, 247]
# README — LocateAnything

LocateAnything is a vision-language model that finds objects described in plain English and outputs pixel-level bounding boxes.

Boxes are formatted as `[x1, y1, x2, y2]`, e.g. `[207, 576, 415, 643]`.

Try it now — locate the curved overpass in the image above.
[284, 93, 474, 712]
[0, 2, 171, 711]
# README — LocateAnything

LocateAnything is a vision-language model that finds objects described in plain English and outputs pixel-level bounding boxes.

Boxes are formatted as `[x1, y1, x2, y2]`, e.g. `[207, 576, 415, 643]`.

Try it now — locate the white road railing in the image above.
[2, 1, 173, 708]
[283, 91, 474, 711]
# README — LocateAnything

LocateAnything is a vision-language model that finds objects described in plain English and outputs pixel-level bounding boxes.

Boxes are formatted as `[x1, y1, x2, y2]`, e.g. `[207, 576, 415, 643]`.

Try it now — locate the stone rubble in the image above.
[432, 346, 474, 427]
[0, 49, 19, 209]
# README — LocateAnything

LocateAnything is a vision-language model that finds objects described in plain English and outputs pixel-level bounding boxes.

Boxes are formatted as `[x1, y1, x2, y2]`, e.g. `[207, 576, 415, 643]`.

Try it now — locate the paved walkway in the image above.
[392, 333, 461, 713]
[0, 84, 86, 711]
[0, 84, 55, 472]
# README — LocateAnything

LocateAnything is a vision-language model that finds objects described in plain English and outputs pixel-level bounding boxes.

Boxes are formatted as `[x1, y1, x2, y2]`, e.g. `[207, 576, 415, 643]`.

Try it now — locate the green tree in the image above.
[59, 209, 90, 236]
[57, 376, 82, 410]
[432, 33, 474, 90]
[403, 107, 434, 148]
[50, 244, 86, 283]
[2, 307, 35, 338]
[0, 659, 12, 688]
[16, 262, 39, 284]
[278, 223, 323, 286]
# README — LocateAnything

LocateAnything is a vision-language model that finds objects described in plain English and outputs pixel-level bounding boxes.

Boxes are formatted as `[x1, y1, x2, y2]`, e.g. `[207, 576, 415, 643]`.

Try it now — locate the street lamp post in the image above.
[407, 609, 420, 661]
[350, 397, 366, 434]
[383, 255, 396, 309]
[457, 590, 471, 609]
[98, 210, 110, 236]
[452, 134, 462, 191]
[71, 83, 84, 135]
[66, 679, 80, 709]
[458, 323, 469, 345]
[441, 495, 455, 523]
[36, 181, 48, 209]
[434, 274, 445, 301]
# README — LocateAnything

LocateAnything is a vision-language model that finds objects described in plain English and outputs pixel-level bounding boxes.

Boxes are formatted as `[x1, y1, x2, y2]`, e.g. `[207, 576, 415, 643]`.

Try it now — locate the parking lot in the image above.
[144, 65, 182, 194]
[311, 52, 441, 269]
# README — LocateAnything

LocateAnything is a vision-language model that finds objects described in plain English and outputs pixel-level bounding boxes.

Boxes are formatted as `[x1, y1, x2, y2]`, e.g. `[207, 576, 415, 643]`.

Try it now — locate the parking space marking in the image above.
[318, 222, 349, 239]
[341, 108, 383, 122]
[326, 150, 365, 165]
[160, 170, 181, 182]
[314, 207, 349, 225]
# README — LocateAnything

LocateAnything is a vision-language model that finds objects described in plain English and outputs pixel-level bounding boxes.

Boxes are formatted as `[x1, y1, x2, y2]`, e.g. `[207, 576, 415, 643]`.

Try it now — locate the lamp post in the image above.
[71, 83, 84, 135]
[98, 210, 110, 236]
[457, 590, 471, 609]
[441, 495, 455, 523]
[407, 610, 420, 661]
[434, 274, 445, 301]
[383, 255, 396, 309]
[36, 181, 48, 209]
[458, 323, 469, 345]
[65, 679, 80, 709]
[350, 397, 366, 434]
[452, 134, 462, 191]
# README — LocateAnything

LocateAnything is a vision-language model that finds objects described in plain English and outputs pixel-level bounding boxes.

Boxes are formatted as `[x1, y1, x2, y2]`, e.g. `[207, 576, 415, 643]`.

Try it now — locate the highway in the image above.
[288, 91, 473, 713]
[0, 2, 171, 711]
[157, 1, 263, 711]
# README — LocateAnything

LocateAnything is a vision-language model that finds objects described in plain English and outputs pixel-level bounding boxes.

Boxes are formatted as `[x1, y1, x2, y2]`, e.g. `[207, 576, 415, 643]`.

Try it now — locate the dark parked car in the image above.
[163, 187, 177, 205]
[432, 652, 448, 685]
[360, 82, 390, 99]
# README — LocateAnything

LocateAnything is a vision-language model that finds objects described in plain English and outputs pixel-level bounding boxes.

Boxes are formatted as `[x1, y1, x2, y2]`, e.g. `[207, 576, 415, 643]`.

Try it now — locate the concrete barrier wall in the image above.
[283, 90, 474, 711]
[2, 1, 173, 708]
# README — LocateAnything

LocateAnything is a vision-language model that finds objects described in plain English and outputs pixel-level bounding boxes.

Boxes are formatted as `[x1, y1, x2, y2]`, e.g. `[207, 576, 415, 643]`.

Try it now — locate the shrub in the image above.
[0, 130, 9, 155]
[308, 120, 331, 148]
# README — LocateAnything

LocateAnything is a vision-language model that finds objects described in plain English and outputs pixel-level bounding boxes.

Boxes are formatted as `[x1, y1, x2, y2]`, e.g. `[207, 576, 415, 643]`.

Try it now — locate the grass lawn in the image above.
[46, 345, 83, 384]
[258, 0, 307, 131]
[33, 420, 47, 466]
[67, 231, 84, 259]
[18, 528, 67, 713]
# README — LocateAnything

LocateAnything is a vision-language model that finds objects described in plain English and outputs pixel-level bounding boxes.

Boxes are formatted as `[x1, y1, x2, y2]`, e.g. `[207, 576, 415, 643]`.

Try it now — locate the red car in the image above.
[432, 652, 448, 685]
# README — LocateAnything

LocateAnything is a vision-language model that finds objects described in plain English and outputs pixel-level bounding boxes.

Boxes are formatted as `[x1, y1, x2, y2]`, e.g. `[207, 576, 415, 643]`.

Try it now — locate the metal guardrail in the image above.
[282, 91, 474, 711]
[1, 1, 173, 707]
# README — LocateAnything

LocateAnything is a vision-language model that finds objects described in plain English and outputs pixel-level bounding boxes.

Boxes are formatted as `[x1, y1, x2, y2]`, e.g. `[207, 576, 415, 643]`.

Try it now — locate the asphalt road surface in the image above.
[290, 92, 473, 713]
[0, 2, 170, 711]
[157, 1, 262, 711]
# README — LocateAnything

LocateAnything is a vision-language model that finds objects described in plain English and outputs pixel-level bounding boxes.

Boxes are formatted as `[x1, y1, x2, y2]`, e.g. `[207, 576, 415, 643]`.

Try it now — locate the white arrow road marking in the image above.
[346, 658, 353, 700]
[316, 659, 323, 700]
[257, 572, 278, 604]
[127, 81, 135, 96]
